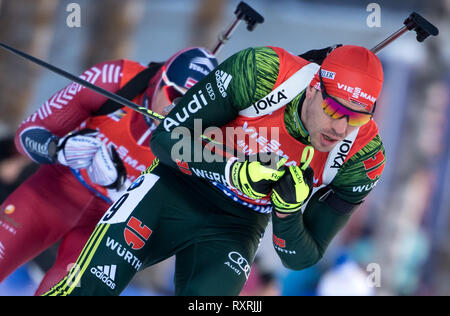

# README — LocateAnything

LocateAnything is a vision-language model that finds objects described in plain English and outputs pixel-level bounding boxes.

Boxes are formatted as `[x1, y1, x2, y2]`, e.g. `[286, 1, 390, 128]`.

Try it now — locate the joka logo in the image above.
[215, 70, 232, 98]
[251, 90, 288, 115]
[90, 265, 117, 290]
[331, 139, 353, 169]
[124, 217, 152, 250]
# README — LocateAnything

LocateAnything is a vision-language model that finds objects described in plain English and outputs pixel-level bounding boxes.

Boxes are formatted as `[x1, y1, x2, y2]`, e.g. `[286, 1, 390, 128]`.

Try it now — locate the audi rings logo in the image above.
[224, 251, 251, 279]
[206, 82, 216, 100]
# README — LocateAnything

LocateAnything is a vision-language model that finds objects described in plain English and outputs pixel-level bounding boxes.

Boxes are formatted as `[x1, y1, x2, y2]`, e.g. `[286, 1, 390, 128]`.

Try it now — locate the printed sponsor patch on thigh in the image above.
[224, 251, 251, 279]
[100, 173, 159, 224]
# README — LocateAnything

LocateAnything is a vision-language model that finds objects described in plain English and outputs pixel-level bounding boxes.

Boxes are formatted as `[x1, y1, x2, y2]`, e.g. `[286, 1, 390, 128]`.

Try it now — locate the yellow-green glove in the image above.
[271, 146, 315, 213]
[229, 153, 287, 200]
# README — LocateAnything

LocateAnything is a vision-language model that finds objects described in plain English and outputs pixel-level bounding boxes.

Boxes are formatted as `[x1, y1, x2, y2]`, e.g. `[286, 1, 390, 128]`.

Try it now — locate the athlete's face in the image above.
[301, 85, 361, 152]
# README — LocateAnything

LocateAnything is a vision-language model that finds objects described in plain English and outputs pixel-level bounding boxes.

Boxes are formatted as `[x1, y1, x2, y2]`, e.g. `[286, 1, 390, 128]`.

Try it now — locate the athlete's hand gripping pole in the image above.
[56, 128, 127, 190]
[228, 153, 287, 200]
[87, 145, 127, 190]
[271, 146, 315, 214]
[56, 129, 103, 169]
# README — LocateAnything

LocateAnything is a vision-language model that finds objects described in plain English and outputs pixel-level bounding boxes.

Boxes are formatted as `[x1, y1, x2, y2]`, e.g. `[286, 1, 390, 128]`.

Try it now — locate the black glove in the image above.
[298, 44, 342, 65]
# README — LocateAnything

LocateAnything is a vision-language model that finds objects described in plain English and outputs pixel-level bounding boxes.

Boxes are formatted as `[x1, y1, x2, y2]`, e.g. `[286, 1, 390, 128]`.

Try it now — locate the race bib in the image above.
[100, 173, 159, 224]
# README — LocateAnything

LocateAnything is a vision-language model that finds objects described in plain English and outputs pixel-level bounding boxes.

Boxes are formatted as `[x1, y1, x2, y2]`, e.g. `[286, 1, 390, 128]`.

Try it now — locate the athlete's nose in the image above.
[329, 115, 348, 137]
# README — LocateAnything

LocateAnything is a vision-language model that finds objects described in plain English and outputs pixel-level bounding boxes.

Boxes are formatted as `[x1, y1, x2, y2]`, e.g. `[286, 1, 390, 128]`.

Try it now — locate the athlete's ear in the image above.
[305, 84, 316, 101]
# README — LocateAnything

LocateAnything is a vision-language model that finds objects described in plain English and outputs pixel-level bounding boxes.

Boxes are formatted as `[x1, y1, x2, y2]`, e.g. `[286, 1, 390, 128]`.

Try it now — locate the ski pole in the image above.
[211, 1, 264, 55]
[0, 41, 165, 122]
[371, 12, 438, 54]
[0, 12, 438, 125]
[0, 2, 265, 122]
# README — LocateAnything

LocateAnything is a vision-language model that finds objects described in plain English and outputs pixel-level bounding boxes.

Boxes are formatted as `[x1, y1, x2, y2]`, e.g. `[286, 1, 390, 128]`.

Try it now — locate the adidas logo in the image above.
[90, 264, 117, 290]
[215, 70, 232, 98]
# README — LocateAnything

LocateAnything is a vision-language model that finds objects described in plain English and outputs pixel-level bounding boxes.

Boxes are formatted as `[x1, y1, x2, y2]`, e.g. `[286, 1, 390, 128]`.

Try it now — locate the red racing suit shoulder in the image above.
[15, 59, 127, 157]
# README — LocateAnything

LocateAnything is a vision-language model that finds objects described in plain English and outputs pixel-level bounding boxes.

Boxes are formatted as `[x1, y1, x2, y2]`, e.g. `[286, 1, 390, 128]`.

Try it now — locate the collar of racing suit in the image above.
[283, 90, 311, 145]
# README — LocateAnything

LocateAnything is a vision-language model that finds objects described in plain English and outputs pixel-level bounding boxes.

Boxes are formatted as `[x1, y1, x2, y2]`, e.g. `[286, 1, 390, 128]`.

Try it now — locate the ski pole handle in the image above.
[370, 12, 439, 54]
[211, 1, 264, 55]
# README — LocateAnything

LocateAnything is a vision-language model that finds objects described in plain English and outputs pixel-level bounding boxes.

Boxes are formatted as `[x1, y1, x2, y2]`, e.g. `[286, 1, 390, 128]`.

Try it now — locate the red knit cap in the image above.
[310, 45, 383, 111]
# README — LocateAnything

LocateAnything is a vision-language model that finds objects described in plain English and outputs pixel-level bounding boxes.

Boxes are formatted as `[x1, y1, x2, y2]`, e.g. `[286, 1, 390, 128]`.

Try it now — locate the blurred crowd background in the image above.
[0, 0, 449, 296]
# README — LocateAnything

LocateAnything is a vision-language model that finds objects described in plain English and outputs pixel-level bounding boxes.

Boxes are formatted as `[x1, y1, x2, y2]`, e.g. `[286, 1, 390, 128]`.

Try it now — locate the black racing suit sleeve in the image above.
[271, 187, 358, 270]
